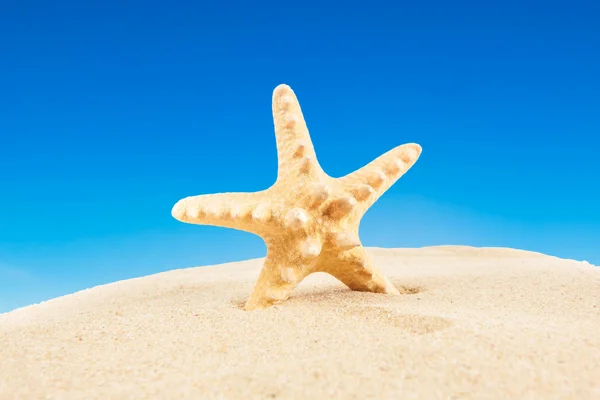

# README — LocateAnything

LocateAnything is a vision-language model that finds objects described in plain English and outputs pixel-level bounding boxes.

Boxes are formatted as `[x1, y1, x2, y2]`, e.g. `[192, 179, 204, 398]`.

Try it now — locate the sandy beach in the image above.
[1, 246, 599, 399]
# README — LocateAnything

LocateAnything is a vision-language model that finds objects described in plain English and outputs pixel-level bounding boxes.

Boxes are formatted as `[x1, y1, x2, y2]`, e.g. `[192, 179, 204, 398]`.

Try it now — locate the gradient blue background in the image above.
[1, 0, 598, 313]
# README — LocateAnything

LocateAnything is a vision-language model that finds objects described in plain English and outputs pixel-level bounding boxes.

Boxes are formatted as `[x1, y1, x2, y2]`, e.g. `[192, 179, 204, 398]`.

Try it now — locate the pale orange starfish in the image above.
[171, 84, 422, 310]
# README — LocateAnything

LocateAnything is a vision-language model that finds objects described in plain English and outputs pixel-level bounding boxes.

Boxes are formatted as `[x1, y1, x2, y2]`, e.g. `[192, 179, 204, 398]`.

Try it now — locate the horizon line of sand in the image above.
[1, 244, 596, 317]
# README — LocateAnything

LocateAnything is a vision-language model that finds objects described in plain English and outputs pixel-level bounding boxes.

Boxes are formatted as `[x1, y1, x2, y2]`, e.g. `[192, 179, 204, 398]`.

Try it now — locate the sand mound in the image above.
[1, 246, 599, 399]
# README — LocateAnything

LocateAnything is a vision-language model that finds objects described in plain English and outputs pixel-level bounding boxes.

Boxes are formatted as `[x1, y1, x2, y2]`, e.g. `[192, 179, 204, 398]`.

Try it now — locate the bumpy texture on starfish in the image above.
[171, 84, 422, 310]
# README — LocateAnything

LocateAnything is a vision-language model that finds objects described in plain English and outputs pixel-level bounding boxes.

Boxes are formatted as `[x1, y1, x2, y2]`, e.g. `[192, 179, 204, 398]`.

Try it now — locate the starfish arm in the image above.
[339, 143, 422, 213]
[171, 191, 275, 235]
[272, 84, 324, 181]
[244, 243, 315, 310]
[316, 246, 400, 295]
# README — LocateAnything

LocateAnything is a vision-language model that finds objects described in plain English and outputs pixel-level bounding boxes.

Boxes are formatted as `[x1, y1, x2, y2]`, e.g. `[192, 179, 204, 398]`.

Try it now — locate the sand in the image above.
[1, 246, 599, 399]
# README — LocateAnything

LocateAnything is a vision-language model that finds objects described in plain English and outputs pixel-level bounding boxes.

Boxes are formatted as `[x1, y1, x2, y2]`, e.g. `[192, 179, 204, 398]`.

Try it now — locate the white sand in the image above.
[1, 246, 599, 399]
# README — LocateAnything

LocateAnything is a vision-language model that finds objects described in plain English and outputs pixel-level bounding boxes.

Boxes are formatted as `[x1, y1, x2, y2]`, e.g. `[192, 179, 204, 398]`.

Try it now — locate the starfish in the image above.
[171, 84, 422, 310]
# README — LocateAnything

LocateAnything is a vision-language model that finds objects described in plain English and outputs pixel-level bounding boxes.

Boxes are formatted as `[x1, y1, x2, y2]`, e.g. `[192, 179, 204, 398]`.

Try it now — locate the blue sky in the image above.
[1, 0, 598, 313]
